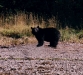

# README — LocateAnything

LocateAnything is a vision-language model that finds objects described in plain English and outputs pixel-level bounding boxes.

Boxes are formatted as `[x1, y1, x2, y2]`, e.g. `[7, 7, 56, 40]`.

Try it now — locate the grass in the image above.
[0, 24, 32, 37]
[0, 12, 83, 46]
[60, 27, 83, 43]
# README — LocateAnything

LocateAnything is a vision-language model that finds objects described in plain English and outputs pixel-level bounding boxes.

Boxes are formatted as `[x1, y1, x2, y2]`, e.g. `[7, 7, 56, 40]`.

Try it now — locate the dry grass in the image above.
[0, 12, 82, 46]
[0, 36, 36, 47]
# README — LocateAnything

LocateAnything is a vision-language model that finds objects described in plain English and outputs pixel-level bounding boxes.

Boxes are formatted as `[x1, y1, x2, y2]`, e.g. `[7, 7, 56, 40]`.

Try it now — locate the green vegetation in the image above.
[0, 25, 31, 38]
[0, 12, 83, 46]
[60, 28, 83, 43]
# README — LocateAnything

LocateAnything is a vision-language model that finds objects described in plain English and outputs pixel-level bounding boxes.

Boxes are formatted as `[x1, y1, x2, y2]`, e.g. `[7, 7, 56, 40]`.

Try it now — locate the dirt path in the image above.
[0, 42, 83, 75]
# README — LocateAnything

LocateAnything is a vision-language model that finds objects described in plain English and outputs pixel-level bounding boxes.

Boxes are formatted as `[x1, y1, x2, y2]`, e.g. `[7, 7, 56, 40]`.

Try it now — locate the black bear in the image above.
[31, 26, 60, 48]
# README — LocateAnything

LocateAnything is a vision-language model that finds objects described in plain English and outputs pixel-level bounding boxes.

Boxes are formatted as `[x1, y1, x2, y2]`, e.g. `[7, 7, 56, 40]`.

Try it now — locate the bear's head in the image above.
[31, 26, 40, 35]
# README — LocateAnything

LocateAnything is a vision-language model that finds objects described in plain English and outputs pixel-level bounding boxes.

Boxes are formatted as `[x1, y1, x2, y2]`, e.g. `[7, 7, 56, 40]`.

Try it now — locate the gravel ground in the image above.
[0, 42, 83, 75]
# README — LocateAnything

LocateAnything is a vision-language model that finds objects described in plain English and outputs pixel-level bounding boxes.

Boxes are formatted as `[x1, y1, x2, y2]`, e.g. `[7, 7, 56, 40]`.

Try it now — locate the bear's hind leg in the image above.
[49, 41, 58, 48]
[53, 41, 58, 48]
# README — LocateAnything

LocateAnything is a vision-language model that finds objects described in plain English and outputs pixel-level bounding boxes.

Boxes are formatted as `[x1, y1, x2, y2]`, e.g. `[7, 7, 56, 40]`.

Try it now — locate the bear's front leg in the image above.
[37, 38, 44, 47]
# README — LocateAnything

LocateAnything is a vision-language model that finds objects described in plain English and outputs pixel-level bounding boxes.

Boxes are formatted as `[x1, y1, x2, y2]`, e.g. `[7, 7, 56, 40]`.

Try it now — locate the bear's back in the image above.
[43, 28, 60, 41]
[43, 28, 60, 35]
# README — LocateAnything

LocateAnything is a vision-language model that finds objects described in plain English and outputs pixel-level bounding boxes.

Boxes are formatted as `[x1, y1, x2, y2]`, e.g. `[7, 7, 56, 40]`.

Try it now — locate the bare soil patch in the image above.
[0, 42, 83, 75]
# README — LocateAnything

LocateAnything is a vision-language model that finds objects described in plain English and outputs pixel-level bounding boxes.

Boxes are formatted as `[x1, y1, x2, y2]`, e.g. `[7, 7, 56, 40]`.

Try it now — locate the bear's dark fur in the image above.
[31, 26, 60, 48]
